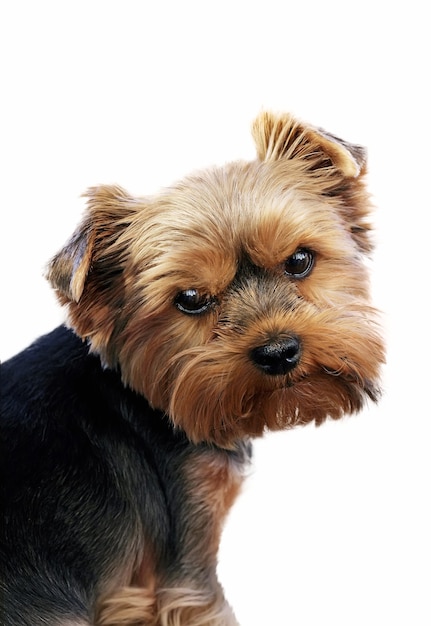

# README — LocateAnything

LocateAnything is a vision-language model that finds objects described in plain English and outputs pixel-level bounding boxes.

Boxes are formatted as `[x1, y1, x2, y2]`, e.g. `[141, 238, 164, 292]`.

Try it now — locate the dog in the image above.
[0, 111, 385, 626]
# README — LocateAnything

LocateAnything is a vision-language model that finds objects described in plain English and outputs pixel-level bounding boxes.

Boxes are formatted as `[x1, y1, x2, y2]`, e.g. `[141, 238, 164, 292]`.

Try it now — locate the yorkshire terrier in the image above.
[0, 112, 385, 626]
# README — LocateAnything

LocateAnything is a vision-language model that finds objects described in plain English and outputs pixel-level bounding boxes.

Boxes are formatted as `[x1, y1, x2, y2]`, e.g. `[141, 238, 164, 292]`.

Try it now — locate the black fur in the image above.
[0, 326, 250, 625]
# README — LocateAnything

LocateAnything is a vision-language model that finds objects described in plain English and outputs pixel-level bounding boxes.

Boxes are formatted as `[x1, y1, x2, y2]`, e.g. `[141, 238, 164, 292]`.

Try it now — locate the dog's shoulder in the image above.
[2, 325, 90, 382]
[0, 326, 144, 449]
[0, 325, 188, 456]
[1, 326, 102, 423]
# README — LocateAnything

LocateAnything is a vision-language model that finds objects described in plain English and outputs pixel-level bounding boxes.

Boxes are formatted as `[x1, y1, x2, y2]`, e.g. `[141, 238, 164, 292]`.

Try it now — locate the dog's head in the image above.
[47, 112, 384, 447]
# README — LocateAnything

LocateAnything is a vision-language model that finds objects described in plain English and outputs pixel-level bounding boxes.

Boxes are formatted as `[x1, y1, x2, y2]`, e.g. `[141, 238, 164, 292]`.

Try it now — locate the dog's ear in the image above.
[46, 185, 138, 359]
[46, 216, 94, 303]
[46, 185, 133, 302]
[252, 111, 366, 178]
[252, 111, 373, 253]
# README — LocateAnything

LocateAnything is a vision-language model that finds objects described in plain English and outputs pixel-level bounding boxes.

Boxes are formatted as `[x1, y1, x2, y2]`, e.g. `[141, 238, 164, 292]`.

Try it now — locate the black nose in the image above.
[250, 336, 301, 376]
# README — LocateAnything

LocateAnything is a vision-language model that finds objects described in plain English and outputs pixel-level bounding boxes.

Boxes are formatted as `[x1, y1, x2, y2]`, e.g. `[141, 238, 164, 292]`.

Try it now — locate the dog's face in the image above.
[48, 112, 384, 447]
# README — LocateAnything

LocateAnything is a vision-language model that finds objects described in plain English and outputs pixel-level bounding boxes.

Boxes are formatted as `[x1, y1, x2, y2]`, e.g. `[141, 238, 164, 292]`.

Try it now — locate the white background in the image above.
[1, 2, 430, 624]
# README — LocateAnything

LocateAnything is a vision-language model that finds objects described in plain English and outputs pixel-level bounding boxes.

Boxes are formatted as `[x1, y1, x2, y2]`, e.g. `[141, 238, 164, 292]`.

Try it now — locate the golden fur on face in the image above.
[47, 111, 384, 448]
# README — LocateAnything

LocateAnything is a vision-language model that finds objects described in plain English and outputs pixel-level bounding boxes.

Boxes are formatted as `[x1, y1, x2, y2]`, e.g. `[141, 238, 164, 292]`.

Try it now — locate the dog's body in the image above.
[0, 112, 384, 625]
[2, 326, 248, 625]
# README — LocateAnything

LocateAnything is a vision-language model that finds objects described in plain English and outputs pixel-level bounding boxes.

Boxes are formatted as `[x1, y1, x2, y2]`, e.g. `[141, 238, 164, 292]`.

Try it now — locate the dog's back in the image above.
[1, 327, 136, 623]
[1, 327, 213, 625]
[1, 326, 249, 625]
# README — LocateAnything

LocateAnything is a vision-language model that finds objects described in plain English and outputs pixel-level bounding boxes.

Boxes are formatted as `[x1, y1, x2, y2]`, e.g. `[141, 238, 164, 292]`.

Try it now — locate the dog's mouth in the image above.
[257, 375, 296, 393]
[248, 362, 381, 421]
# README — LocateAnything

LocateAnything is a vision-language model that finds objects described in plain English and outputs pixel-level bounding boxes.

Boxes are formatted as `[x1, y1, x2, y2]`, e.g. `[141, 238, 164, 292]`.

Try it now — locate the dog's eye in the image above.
[284, 248, 314, 278]
[174, 289, 215, 315]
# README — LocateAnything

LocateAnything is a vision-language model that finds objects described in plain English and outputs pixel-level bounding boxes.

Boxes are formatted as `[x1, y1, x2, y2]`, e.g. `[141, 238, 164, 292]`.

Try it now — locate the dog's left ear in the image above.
[252, 111, 366, 178]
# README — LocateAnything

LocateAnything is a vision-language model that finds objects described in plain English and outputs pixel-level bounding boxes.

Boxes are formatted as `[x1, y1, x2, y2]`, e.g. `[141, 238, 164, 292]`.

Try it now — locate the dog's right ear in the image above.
[46, 185, 140, 361]
[46, 216, 94, 303]
[46, 185, 133, 303]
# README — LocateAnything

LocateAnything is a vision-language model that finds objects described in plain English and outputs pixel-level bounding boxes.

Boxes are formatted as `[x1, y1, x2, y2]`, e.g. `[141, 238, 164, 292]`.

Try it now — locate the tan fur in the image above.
[98, 586, 238, 626]
[96, 449, 245, 625]
[46, 111, 385, 624]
